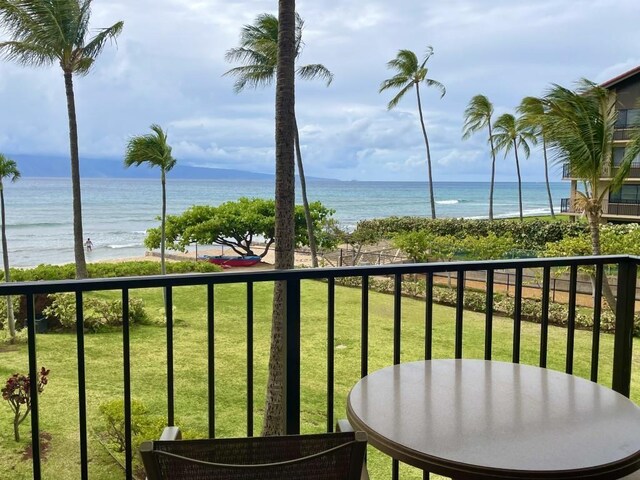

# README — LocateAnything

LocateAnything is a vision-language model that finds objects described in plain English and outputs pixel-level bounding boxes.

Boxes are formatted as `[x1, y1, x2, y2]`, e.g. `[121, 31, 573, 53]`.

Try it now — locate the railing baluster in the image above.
[485, 270, 494, 360]
[513, 268, 523, 363]
[74, 292, 88, 480]
[590, 265, 603, 382]
[361, 275, 369, 378]
[26, 293, 41, 480]
[247, 282, 254, 437]
[613, 259, 637, 397]
[165, 286, 174, 426]
[121, 289, 132, 480]
[566, 265, 577, 374]
[393, 273, 402, 365]
[455, 270, 465, 359]
[327, 277, 335, 432]
[285, 278, 301, 435]
[425, 272, 433, 360]
[540, 267, 550, 368]
[207, 284, 215, 438]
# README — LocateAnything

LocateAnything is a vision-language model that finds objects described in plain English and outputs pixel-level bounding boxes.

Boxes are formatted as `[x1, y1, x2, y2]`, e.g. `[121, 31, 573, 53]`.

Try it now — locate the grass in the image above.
[0, 280, 638, 480]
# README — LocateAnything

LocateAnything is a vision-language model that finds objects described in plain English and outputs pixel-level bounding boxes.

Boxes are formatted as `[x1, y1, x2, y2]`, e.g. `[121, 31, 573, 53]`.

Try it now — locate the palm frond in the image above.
[461, 94, 493, 139]
[0, 153, 20, 182]
[386, 82, 414, 110]
[296, 63, 333, 86]
[425, 78, 445, 98]
[224, 64, 276, 92]
[379, 74, 411, 93]
[0, 40, 55, 66]
[124, 124, 176, 172]
[491, 113, 516, 157]
[78, 21, 124, 72]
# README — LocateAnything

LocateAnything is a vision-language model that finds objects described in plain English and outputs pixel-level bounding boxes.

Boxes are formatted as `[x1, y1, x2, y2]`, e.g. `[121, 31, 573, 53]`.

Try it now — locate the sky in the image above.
[1, 0, 639, 182]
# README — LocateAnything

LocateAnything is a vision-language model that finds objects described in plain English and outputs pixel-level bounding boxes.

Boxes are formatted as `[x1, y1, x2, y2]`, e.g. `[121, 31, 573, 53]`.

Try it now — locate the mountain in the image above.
[10, 154, 278, 180]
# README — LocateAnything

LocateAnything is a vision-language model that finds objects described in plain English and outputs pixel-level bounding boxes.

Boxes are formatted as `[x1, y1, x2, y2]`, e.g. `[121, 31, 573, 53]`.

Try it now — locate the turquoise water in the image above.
[1, 178, 568, 267]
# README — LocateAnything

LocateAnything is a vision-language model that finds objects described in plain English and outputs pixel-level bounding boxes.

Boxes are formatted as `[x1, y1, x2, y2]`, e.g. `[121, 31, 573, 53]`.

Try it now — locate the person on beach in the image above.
[85, 238, 93, 252]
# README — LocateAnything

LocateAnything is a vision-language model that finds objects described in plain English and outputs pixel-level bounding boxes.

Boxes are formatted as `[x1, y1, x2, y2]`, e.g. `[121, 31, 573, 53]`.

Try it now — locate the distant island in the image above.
[10, 154, 332, 181]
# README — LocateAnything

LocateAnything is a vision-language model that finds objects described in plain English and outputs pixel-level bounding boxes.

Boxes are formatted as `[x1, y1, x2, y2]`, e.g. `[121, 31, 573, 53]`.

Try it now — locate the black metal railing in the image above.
[562, 164, 572, 178]
[0, 255, 638, 480]
[560, 197, 571, 213]
[606, 202, 640, 217]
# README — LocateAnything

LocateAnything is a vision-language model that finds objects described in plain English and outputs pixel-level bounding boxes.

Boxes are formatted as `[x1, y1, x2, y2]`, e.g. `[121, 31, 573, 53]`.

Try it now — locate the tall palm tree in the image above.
[542, 80, 640, 310]
[0, 0, 123, 279]
[462, 95, 498, 220]
[380, 47, 445, 219]
[491, 113, 537, 221]
[124, 125, 176, 275]
[225, 12, 333, 268]
[518, 96, 555, 217]
[0, 154, 19, 342]
[262, 0, 296, 437]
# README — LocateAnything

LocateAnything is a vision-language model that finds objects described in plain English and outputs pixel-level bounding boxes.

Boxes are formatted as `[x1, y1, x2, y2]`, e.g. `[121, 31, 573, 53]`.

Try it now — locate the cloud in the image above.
[1, 0, 639, 181]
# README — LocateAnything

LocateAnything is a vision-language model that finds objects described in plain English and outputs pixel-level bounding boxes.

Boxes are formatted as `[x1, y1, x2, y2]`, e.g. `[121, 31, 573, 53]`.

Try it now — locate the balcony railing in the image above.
[606, 202, 640, 217]
[560, 197, 572, 213]
[1, 256, 638, 480]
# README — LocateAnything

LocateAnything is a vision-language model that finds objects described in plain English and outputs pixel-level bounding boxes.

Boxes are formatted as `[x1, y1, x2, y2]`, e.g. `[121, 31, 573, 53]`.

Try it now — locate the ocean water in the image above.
[1, 178, 568, 267]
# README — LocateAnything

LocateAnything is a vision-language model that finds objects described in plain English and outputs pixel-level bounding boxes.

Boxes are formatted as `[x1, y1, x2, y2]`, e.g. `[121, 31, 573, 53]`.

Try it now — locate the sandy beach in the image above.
[98, 243, 315, 271]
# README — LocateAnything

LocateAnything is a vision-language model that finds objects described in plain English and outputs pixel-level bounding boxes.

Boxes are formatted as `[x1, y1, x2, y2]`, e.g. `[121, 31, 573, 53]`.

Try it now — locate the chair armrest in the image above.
[159, 426, 182, 441]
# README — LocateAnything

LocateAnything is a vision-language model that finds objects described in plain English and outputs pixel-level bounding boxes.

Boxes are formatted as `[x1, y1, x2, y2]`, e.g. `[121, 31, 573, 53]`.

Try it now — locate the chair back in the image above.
[140, 431, 367, 480]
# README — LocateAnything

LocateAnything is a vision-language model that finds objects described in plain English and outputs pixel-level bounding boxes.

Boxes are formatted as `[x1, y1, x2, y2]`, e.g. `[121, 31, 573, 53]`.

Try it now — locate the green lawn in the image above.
[0, 280, 638, 480]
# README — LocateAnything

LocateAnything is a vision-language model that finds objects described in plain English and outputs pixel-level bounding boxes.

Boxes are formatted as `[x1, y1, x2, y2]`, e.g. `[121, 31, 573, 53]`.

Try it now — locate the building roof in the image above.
[600, 65, 640, 89]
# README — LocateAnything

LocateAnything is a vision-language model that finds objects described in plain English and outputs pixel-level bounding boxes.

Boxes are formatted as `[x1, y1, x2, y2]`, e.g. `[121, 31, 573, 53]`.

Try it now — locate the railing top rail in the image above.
[0, 255, 636, 295]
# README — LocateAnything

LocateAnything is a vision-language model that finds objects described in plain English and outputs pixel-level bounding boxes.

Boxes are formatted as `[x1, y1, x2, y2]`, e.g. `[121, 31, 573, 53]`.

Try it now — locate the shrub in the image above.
[98, 399, 166, 454]
[2, 367, 50, 441]
[43, 294, 149, 332]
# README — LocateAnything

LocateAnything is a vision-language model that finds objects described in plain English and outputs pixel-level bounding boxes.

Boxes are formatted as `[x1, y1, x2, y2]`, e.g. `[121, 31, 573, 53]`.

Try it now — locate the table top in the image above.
[347, 359, 640, 479]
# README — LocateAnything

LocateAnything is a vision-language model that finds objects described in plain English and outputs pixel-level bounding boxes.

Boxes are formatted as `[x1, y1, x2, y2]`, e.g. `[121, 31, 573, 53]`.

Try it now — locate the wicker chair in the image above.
[140, 431, 367, 480]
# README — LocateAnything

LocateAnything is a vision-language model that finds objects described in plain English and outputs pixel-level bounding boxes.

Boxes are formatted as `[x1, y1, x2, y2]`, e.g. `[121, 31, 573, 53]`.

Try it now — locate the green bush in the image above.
[4, 260, 222, 282]
[355, 217, 588, 250]
[98, 399, 166, 454]
[43, 294, 149, 332]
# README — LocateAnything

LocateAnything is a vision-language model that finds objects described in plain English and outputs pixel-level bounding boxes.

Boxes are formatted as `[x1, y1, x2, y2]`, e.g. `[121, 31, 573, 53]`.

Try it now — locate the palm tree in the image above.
[380, 47, 445, 219]
[0, 0, 123, 279]
[462, 95, 498, 220]
[491, 113, 537, 221]
[542, 80, 640, 310]
[262, 0, 297, 437]
[518, 96, 555, 217]
[0, 154, 19, 342]
[124, 125, 176, 275]
[225, 12, 333, 268]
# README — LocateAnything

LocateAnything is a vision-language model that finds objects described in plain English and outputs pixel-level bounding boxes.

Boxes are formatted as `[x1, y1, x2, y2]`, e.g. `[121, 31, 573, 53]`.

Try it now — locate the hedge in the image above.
[354, 218, 588, 249]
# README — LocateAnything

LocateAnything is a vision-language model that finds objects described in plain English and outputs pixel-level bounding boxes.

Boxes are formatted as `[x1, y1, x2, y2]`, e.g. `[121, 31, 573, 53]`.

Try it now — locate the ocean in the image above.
[1, 178, 568, 267]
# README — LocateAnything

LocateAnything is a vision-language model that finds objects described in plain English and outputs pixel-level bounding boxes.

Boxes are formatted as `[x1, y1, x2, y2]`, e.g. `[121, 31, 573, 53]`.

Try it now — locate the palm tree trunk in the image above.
[415, 83, 436, 219]
[293, 115, 318, 267]
[513, 139, 523, 221]
[64, 71, 88, 279]
[264, 0, 296, 437]
[0, 184, 15, 340]
[542, 138, 555, 217]
[160, 170, 167, 276]
[586, 211, 617, 311]
[488, 121, 496, 221]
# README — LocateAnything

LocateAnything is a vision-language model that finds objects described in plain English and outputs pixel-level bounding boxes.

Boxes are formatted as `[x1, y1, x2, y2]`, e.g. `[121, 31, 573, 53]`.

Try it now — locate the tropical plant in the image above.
[462, 95, 498, 220]
[491, 113, 537, 221]
[0, 154, 19, 341]
[225, 12, 333, 268]
[263, 0, 296, 436]
[0, 0, 124, 279]
[518, 96, 555, 217]
[2, 367, 49, 441]
[380, 47, 445, 219]
[541, 79, 640, 310]
[124, 125, 176, 275]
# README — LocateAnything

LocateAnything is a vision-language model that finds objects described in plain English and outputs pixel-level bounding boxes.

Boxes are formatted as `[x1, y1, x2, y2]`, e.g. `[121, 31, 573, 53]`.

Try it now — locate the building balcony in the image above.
[607, 201, 640, 217]
[1, 257, 638, 479]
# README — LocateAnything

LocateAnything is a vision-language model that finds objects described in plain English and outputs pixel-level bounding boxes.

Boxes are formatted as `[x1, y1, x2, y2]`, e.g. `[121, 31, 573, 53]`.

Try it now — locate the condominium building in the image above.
[561, 65, 640, 222]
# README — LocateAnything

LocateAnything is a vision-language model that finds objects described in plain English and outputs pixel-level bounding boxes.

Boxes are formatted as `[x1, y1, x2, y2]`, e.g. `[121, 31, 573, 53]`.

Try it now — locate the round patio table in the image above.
[347, 359, 640, 479]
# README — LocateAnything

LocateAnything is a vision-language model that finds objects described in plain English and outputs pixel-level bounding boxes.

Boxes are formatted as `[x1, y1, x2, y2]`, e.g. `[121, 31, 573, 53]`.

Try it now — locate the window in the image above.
[616, 108, 640, 128]
[610, 185, 640, 204]
[612, 147, 640, 167]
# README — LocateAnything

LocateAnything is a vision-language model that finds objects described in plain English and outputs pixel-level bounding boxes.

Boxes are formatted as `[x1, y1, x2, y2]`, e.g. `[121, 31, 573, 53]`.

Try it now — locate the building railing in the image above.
[0, 255, 638, 480]
[560, 198, 571, 213]
[606, 202, 640, 217]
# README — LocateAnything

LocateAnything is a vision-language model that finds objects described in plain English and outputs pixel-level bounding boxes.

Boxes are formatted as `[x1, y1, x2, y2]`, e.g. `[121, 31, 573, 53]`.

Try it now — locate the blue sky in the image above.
[1, 0, 639, 181]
